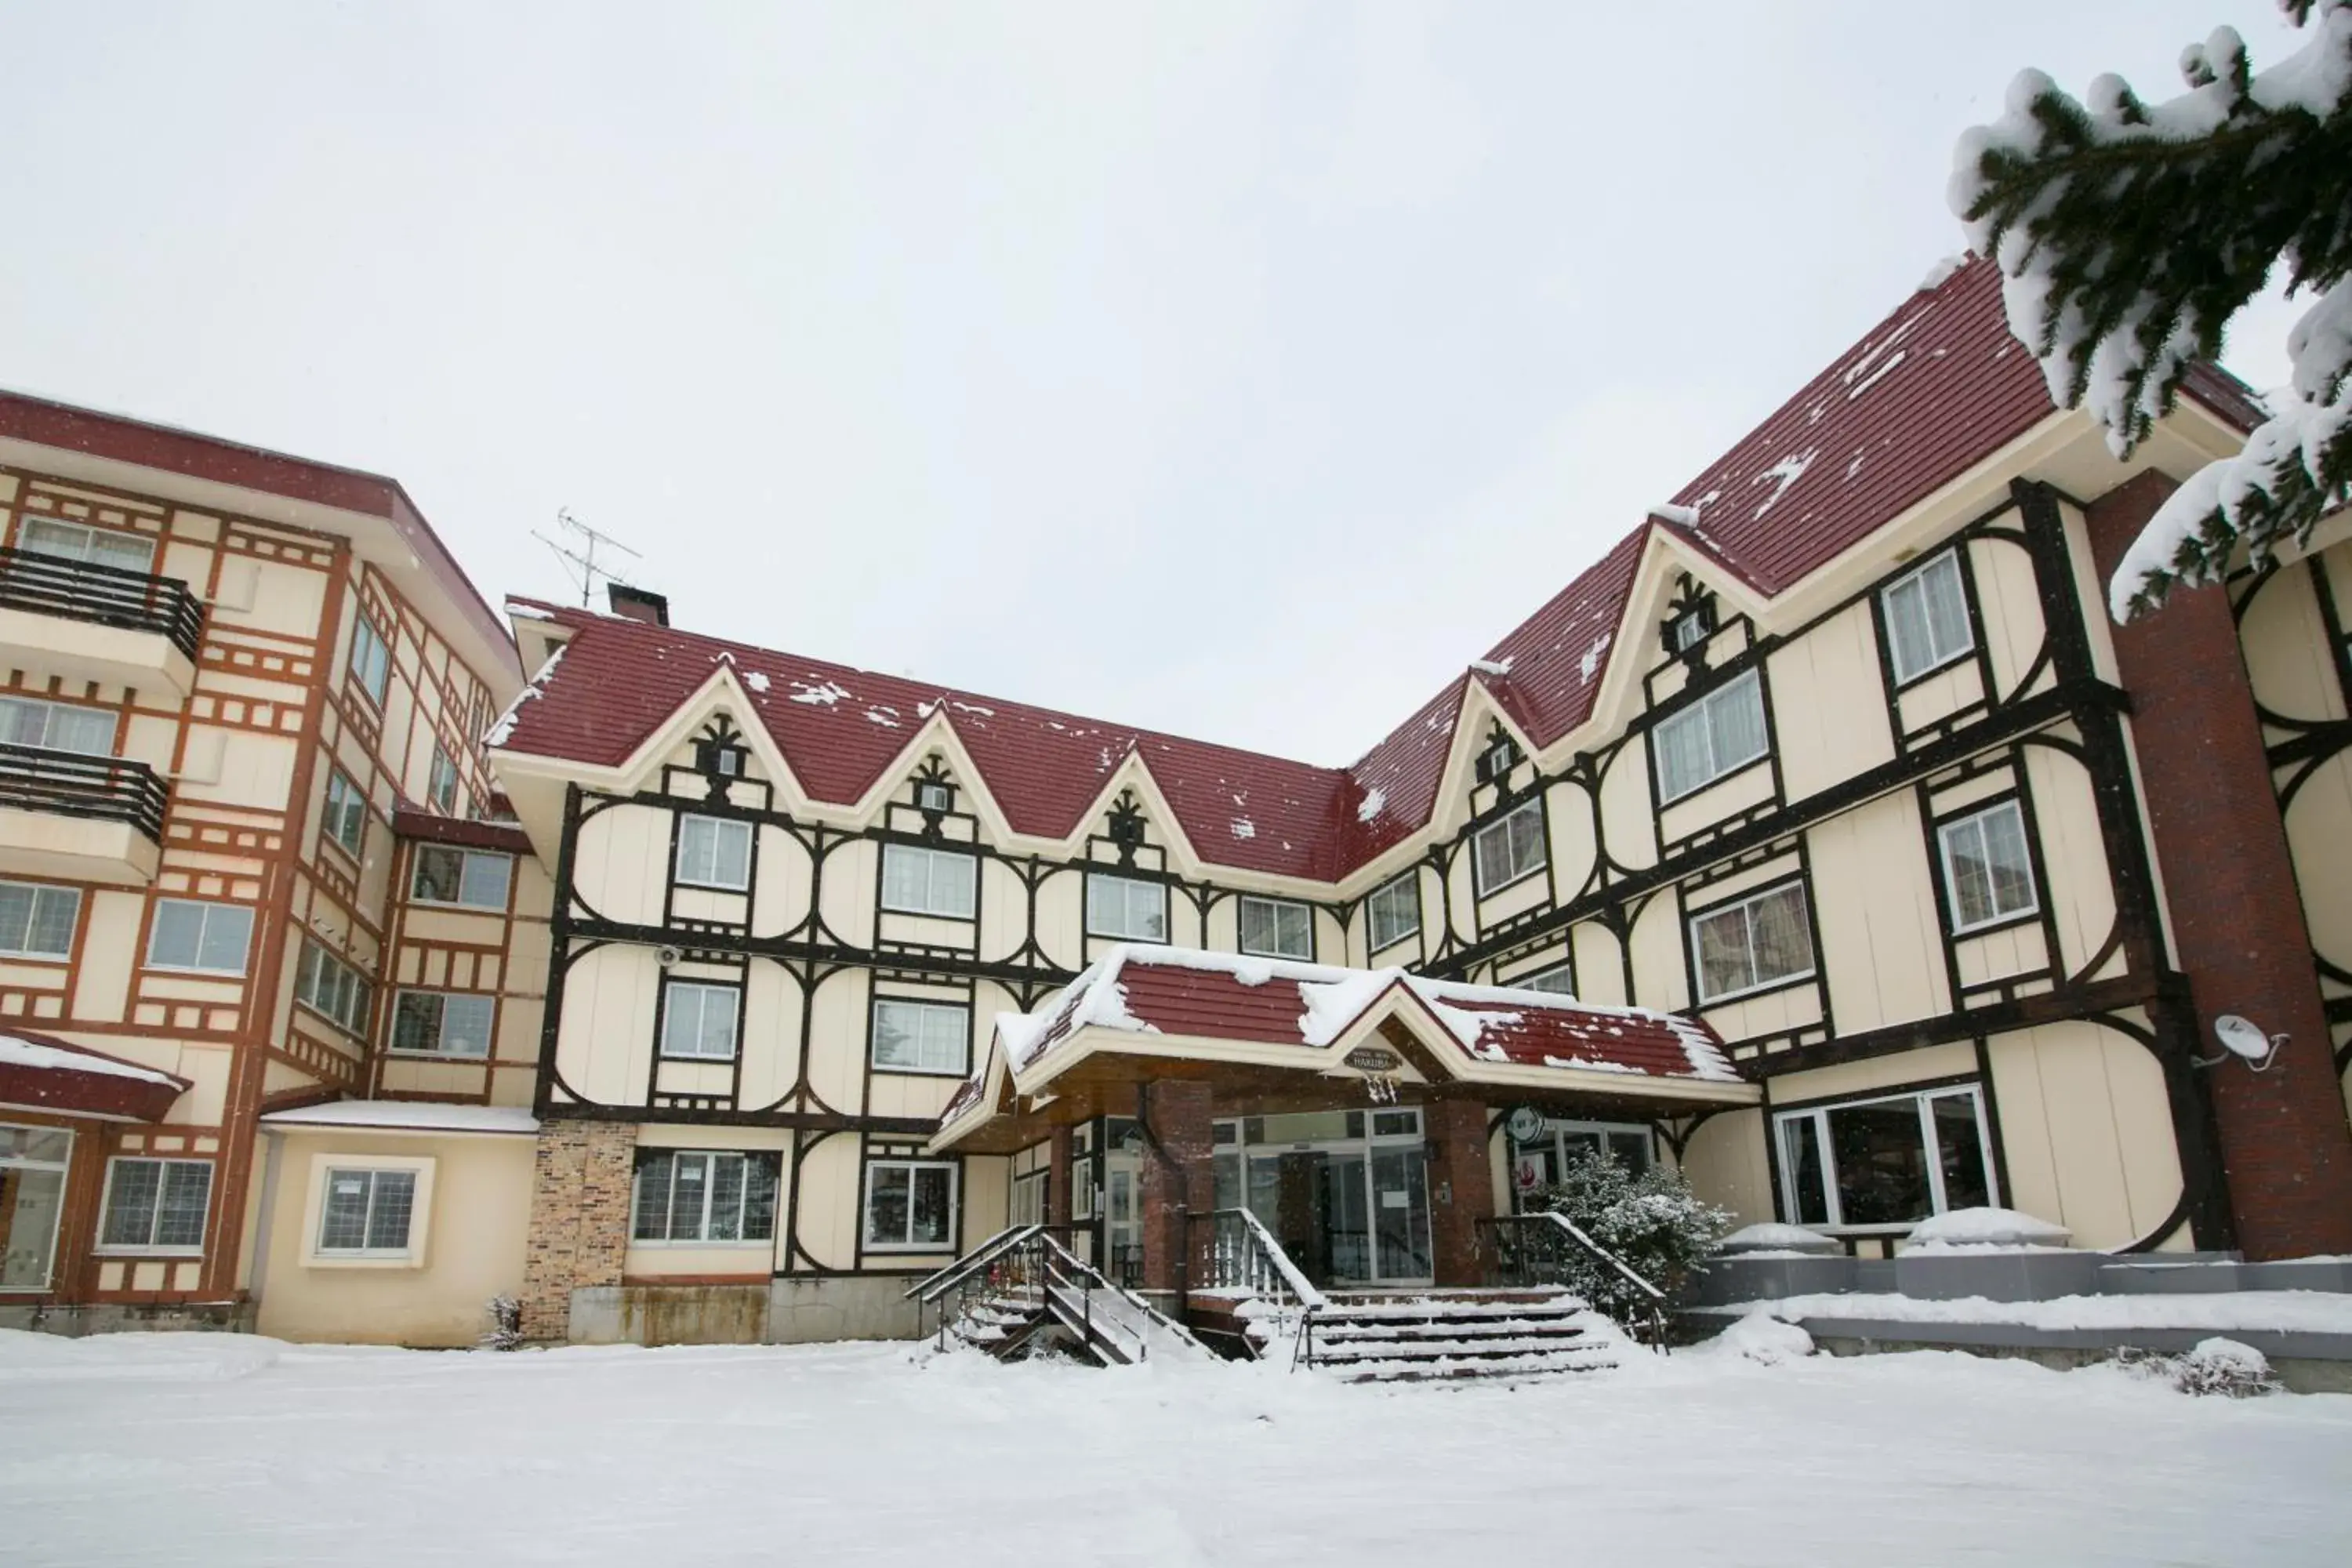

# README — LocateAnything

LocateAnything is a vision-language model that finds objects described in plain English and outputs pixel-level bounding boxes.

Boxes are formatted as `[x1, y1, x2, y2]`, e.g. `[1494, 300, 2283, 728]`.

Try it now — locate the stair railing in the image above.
[905, 1223, 1047, 1348]
[1478, 1211, 1671, 1348]
[908, 1223, 1200, 1361]
[1191, 1207, 1327, 1368]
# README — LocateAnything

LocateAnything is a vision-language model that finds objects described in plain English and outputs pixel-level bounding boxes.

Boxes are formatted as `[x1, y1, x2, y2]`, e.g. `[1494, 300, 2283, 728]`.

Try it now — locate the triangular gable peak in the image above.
[604, 665, 814, 808]
[1063, 749, 1211, 882]
[841, 705, 1029, 850]
[1410, 673, 1544, 850]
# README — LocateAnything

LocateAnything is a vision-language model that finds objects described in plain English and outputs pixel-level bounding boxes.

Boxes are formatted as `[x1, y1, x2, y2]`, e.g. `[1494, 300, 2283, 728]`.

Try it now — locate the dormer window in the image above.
[1666, 602, 1714, 655]
[697, 737, 747, 779]
[916, 780, 953, 814]
[1475, 735, 1519, 785]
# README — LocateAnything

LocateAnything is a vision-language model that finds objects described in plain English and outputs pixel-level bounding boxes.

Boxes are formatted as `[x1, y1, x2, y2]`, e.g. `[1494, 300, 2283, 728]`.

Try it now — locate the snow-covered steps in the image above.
[1276, 1289, 1629, 1384]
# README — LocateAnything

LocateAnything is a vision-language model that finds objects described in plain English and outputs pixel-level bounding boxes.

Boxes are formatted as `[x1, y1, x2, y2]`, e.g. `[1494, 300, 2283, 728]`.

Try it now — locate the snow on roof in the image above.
[260, 1101, 541, 1136]
[0, 1033, 183, 1087]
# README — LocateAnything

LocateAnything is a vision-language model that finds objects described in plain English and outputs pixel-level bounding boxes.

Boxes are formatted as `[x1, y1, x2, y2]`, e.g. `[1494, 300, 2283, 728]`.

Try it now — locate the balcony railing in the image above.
[0, 547, 205, 662]
[0, 742, 169, 842]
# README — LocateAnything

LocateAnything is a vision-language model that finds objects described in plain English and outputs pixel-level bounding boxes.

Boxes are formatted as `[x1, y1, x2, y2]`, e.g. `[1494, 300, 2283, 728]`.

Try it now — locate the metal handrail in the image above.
[1478, 1210, 1670, 1348]
[0, 742, 169, 842]
[1190, 1207, 1327, 1368]
[1501, 1210, 1664, 1301]
[0, 546, 205, 661]
[905, 1224, 1044, 1305]
[909, 1224, 1199, 1363]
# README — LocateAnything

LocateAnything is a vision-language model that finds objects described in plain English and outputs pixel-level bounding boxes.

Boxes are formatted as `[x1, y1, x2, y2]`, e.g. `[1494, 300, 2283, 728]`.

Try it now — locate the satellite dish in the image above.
[2212, 1014, 2278, 1063]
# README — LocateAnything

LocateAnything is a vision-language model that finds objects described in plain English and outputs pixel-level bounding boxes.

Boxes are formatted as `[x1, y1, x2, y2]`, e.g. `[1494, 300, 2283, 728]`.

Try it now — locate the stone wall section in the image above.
[518, 1120, 638, 1340]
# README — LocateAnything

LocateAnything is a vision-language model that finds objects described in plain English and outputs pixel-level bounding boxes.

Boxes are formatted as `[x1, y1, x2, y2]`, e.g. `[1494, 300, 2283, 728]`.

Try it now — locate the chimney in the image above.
[607, 583, 670, 626]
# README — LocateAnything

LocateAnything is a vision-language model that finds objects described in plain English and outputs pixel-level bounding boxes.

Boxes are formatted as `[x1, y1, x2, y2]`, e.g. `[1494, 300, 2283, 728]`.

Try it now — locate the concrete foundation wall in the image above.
[563, 1273, 928, 1347]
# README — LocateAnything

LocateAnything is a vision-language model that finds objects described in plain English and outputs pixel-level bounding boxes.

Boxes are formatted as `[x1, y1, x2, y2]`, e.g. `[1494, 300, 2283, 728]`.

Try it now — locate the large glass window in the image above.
[871, 998, 970, 1075]
[98, 1157, 212, 1253]
[145, 899, 253, 975]
[295, 941, 372, 1036]
[676, 815, 752, 891]
[1938, 800, 2038, 932]
[1690, 882, 1815, 1003]
[1508, 1118, 1653, 1207]
[1366, 874, 1421, 951]
[323, 769, 368, 858]
[1650, 670, 1769, 803]
[1882, 550, 1973, 684]
[863, 1160, 957, 1250]
[317, 1167, 416, 1256]
[389, 991, 495, 1058]
[1472, 799, 1548, 895]
[350, 615, 392, 706]
[1238, 895, 1313, 960]
[0, 695, 116, 756]
[1085, 874, 1167, 942]
[426, 745, 461, 815]
[0, 1123, 72, 1290]
[17, 517, 156, 573]
[660, 981, 741, 1060]
[0, 880, 79, 960]
[631, 1151, 780, 1244]
[880, 844, 977, 919]
[410, 846, 512, 910]
[1776, 1086, 1994, 1230]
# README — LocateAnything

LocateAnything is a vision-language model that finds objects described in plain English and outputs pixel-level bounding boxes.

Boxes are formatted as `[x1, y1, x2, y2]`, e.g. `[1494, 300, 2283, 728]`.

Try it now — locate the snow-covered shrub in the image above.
[1525, 1148, 1731, 1317]
[2118, 1336, 2279, 1397]
[1712, 1313, 1815, 1364]
[481, 1295, 524, 1352]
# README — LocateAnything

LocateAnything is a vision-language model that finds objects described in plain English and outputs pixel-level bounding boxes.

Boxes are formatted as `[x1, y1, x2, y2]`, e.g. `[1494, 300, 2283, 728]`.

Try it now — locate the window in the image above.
[145, 899, 253, 975]
[1367, 874, 1421, 951]
[915, 780, 953, 813]
[390, 991, 495, 1058]
[316, 1167, 417, 1256]
[1939, 800, 2038, 932]
[1776, 1086, 1994, 1230]
[0, 695, 115, 756]
[410, 846, 512, 910]
[1086, 874, 1167, 942]
[1690, 882, 1815, 1002]
[1473, 799, 1548, 895]
[17, 517, 156, 574]
[426, 745, 460, 815]
[1882, 550, 1973, 684]
[1, 1123, 72, 1290]
[1667, 604, 1713, 654]
[349, 615, 392, 706]
[1476, 737, 1517, 783]
[872, 997, 970, 1075]
[1650, 670, 1768, 804]
[0, 880, 78, 959]
[323, 769, 368, 858]
[296, 942, 372, 1036]
[880, 844, 977, 919]
[1239, 895, 1313, 960]
[98, 1157, 212, 1253]
[863, 1160, 957, 1250]
[632, 1151, 780, 1244]
[675, 815, 752, 890]
[661, 982, 740, 1060]
[1515, 963, 1575, 996]
[1508, 1117, 1652, 1207]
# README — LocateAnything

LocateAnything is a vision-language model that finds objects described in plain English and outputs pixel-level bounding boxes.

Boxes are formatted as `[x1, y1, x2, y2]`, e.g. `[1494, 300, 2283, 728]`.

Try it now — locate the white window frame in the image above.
[1881, 549, 1974, 685]
[0, 694, 118, 757]
[16, 515, 157, 573]
[387, 989, 496, 1058]
[0, 1122, 72, 1291]
[426, 744, 461, 815]
[914, 780, 953, 813]
[295, 940, 373, 1037]
[0, 880, 80, 960]
[323, 768, 368, 858]
[1238, 895, 1314, 960]
[1773, 1085, 1998, 1233]
[143, 898, 254, 975]
[408, 845, 513, 911]
[675, 814, 753, 891]
[870, 996, 971, 1076]
[1472, 799, 1548, 895]
[1937, 798, 2039, 934]
[301, 1155, 434, 1268]
[630, 1149, 781, 1246]
[349, 614, 392, 706]
[862, 1159, 960, 1252]
[659, 980, 742, 1061]
[1650, 670, 1769, 804]
[1688, 880, 1817, 1004]
[1514, 963, 1575, 996]
[880, 844, 978, 919]
[1366, 873, 1421, 952]
[1668, 606, 1711, 653]
[95, 1156, 212, 1256]
[1085, 873, 1167, 942]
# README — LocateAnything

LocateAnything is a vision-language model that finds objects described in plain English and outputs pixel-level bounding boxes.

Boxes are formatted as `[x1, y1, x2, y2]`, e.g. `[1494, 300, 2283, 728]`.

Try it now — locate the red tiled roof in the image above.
[1114, 960, 1323, 1045]
[0, 1029, 191, 1123]
[495, 259, 2263, 878]
[1423, 993, 1721, 1080]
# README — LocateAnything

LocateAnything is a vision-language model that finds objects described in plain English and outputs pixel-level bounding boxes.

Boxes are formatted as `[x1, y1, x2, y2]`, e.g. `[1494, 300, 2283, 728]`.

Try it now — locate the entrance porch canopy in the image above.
[929, 946, 1759, 1155]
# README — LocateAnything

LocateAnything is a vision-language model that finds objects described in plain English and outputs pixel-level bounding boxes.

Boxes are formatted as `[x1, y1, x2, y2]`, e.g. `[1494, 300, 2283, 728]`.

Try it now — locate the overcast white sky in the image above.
[0, 2, 2307, 764]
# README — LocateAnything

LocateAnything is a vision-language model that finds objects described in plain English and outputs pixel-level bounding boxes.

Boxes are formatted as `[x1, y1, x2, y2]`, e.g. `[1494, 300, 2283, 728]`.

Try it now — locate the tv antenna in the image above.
[532, 509, 642, 608]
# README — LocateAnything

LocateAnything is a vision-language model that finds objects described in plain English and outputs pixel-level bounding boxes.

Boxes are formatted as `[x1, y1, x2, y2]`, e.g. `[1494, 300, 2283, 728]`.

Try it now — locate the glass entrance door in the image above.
[1216, 1109, 1432, 1287]
[1369, 1146, 1432, 1282]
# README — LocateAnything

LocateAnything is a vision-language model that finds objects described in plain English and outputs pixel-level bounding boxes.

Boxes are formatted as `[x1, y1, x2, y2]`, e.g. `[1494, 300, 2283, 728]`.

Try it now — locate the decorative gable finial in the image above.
[1661, 573, 1717, 664]
[1105, 787, 1148, 866]
[695, 715, 750, 800]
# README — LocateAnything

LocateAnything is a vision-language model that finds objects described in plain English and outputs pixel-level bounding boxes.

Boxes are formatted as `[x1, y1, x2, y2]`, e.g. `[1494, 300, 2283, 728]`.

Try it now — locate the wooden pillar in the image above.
[1046, 1125, 1074, 1228]
[1138, 1080, 1214, 1297]
[1425, 1098, 1496, 1287]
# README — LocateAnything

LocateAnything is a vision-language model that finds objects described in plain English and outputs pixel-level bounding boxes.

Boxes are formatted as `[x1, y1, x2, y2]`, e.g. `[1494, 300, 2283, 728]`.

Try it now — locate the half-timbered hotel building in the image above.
[5, 254, 2350, 1348]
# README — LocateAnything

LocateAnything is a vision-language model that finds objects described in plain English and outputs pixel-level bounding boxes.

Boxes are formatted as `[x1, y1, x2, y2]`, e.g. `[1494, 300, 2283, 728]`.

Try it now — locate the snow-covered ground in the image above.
[3, 1328, 2349, 1566]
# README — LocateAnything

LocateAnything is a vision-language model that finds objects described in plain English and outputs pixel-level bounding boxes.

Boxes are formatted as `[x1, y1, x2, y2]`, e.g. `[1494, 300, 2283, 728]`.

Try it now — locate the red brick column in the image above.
[1047, 1126, 1074, 1227]
[2085, 471, 2352, 1258]
[1425, 1098, 1497, 1286]
[1137, 1081, 1214, 1296]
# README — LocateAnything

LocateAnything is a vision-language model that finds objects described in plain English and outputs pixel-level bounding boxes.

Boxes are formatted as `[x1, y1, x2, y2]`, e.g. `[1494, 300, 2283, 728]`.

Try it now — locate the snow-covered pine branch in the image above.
[1949, 0, 2352, 620]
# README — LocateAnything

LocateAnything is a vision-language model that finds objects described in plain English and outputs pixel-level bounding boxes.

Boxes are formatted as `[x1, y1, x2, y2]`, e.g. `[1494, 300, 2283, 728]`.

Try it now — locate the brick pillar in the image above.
[1425, 1098, 1496, 1286]
[1047, 1125, 1074, 1228]
[1137, 1081, 1214, 1296]
[518, 1120, 638, 1341]
[2085, 471, 2352, 1258]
